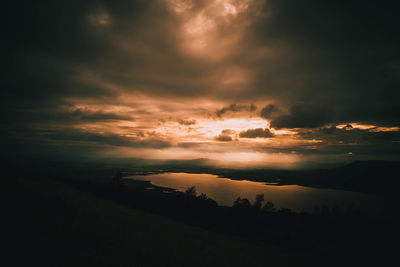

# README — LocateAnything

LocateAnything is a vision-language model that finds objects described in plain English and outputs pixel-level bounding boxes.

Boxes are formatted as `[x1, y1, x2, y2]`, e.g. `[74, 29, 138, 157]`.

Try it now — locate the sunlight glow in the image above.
[192, 118, 268, 139]
[169, 0, 259, 59]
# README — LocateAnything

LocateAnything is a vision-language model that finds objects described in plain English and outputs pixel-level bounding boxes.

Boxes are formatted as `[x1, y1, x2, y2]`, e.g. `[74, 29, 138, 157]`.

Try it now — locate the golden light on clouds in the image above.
[193, 118, 267, 139]
[9, 0, 398, 170]
[167, 0, 195, 14]
[168, 0, 260, 60]
[104, 145, 302, 169]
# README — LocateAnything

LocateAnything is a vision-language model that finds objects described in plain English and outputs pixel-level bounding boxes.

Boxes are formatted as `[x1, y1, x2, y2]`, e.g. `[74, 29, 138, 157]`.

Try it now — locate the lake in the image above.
[126, 172, 384, 213]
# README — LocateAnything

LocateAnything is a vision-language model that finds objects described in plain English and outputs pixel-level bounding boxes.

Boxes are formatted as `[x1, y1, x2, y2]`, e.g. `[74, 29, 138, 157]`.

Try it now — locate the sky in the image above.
[2, 0, 400, 169]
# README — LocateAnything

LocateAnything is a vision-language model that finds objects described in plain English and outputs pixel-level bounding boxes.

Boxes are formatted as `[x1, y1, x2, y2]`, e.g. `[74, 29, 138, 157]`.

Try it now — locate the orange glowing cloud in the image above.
[8, 0, 398, 169]
[167, 0, 262, 61]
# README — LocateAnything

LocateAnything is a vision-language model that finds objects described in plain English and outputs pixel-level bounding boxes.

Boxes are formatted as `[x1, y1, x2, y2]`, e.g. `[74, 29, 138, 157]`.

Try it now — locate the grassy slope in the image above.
[4, 175, 323, 267]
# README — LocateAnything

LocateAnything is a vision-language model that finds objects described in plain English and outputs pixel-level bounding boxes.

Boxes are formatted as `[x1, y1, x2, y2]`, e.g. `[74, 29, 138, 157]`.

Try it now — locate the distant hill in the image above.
[311, 160, 400, 193]
[216, 161, 400, 194]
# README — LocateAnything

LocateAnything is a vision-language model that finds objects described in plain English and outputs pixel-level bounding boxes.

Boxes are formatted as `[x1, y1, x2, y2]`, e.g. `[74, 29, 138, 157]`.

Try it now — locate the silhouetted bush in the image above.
[262, 201, 275, 212]
[182, 186, 218, 208]
[232, 197, 251, 209]
[277, 208, 293, 214]
[198, 193, 218, 206]
[185, 186, 197, 198]
[253, 194, 264, 210]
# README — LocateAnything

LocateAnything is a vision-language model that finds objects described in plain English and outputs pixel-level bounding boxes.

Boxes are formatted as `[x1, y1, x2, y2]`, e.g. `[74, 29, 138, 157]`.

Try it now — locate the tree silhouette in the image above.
[253, 194, 264, 210]
[198, 193, 218, 206]
[232, 197, 251, 209]
[185, 186, 197, 198]
[262, 201, 275, 212]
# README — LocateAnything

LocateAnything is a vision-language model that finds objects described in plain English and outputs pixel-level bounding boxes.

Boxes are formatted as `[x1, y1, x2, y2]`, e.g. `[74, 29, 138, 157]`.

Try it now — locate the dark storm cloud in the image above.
[70, 108, 133, 122]
[297, 126, 400, 145]
[3, 0, 134, 129]
[215, 104, 257, 117]
[3, 0, 190, 104]
[4, 0, 399, 126]
[270, 104, 332, 129]
[2, 0, 240, 129]
[2, 0, 399, 163]
[239, 128, 274, 138]
[251, 126, 400, 159]
[11, 128, 172, 149]
[245, 0, 400, 126]
[2, 0, 185, 155]
[1, 107, 133, 132]
[260, 104, 278, 119]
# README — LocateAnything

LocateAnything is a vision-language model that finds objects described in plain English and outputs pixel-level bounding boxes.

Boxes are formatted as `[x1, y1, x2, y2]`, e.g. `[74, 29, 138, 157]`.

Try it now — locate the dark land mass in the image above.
[214, 160, 400, 194]
[2, 159, 398, 266]
[3, 166, 323, 267]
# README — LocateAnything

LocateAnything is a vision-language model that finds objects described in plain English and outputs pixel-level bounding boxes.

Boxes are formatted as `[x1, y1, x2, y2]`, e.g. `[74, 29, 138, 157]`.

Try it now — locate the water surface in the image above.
[126, 172, 384, 213]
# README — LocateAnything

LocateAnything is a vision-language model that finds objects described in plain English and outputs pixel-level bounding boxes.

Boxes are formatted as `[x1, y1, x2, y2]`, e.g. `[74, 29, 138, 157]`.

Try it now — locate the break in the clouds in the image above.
[2, 0, 399, 168]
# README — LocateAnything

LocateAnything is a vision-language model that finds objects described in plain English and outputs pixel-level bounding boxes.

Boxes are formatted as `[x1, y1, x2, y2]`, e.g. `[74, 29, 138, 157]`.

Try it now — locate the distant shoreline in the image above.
[122, 160, 400, 195]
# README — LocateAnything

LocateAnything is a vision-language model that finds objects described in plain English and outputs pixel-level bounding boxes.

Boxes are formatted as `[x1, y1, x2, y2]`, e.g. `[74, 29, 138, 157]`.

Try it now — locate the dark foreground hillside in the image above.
[4, 174, 323, 267]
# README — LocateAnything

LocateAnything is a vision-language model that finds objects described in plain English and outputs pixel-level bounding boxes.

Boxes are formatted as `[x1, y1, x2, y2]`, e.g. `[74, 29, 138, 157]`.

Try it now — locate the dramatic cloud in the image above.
[2, 0, 399, 167]
[270, 105, 332, 129]
[297, 125, 400, 146]
[260, 104, 278, 119]
[215, 129, 234, 142]
[239, 128, 274, 138]
[70, 108, 133, 122]
[215, 104, 257, 117]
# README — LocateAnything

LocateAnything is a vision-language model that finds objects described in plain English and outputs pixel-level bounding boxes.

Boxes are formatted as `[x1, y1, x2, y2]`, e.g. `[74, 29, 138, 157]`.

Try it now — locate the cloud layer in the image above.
[2, 0, 399, 167]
